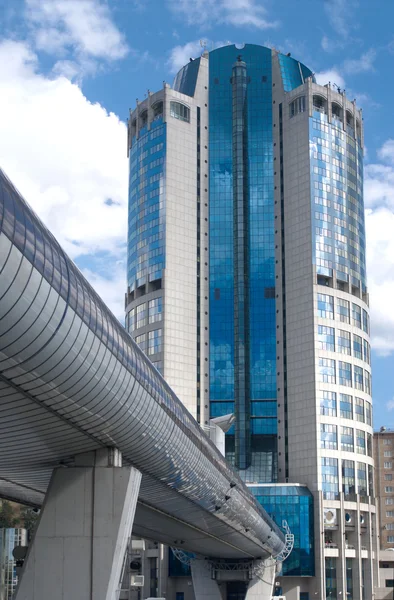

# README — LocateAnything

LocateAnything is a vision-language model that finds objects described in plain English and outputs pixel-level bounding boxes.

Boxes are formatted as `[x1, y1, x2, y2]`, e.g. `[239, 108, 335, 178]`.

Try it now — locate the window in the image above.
[136, 303, 147, 328]
[337, 329, 351, 355]
[385, 475, 393, 481]
[318, 325, 335, 351]
[386, 579, 394, 587]
[176, 594, 185, 600]
[322, 457, 339, 499]
[337, 298, 350, 323]
[356, 430, 366, 454]
[341, 426, 354, 452]
[300, 594, 309, 600]
[385, 451, 393, 457]
[365, 370, 371, 395]
[363, 339, 370, 364]
[388, 538, 394, 544]
[387, 511, 394, 517]
[367, 433, 372, 458]
[148, 329, 163, 355]
[387, 524, 394, 531]
[148, 297, 162, 323]
[170, 101, 190, 123]
[354, 366, 364, 391]
[362, 309, 369, 334]
[385, 462, 393, 469]
[353, 334, 362, 359]
[290, 96, 306, 117]
[321, 424, 337, 450]
[317, 293, 334, 319]
[354, 397, 364, 422]
[365, 401, 372, 426]
[320, 391, 337, 416]
[135, 333, 147, 352]
[339, 361, 352, 387]
[342, 460, 355, 498]
[386, 487, 394, 493]
[319, 358, 336, 383]
[358, 463, 367, 496]
[386, 498, 394, 505]
[128, 308, 135, 333]
[352, 303, 362, 328]
[340, 394, 353, 419]
[384, 439, 393, 446]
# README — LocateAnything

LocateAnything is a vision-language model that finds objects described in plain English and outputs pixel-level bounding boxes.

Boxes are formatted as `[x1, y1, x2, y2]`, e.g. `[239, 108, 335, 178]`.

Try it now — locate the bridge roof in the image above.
[0, 169, 284, 559]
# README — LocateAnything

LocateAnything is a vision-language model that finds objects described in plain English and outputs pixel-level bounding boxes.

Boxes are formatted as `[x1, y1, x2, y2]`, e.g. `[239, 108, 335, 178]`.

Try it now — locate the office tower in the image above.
[126, 43, 377, 600]
[374, 428, 394, 550]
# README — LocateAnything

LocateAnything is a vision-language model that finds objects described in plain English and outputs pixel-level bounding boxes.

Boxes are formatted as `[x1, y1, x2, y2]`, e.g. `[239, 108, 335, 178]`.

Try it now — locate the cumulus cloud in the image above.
[167, 0, 279, 29]
[364, 140, 394, 355]
[323, 0, 358, 39]
[343, 49, 377, 75]
[0, 39, 128, 319]
[314, 68, 345, 88]
[167, 39, 207, 74]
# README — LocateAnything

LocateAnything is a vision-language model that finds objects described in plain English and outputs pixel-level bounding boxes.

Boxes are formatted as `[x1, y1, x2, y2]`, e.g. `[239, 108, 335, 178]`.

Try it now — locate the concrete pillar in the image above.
[191, 559, 222, 600]
[245, 559, 276, 600]
[15, 449, 141, 600]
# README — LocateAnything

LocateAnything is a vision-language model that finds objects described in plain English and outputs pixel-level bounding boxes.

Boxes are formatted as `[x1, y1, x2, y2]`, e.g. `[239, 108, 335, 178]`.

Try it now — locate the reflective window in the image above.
[363, 339, 370, 364]
[384, 439, 393, 445]
[337, 298, 350, 323]
[385, 451, 393, 457]
[367, 433, 372, 458]
[148, 297, 162, 323]
[341, 426, 354, 452]
[386, 487, 394, 493]
[364, 370, 371, 395]
[148, 329, 163, 355]
[318, 325, 335, 351]
[320, 391, 337, 416]
[353, 334, 362, 360]
[136, 303, 147, 329]
[354, 397, 364, 422]
[358, 462, 367, 496]
[362, 309, 369, 334]
[325, 559, 337, 600]
[317, 293, 334, 319]
[354, 366, 364, 391]
[339, 361, 352, 387]
[365, 401, 372, 426]
[170, 101, 190, 123]
[342, 460, 356, 499]
[340, 394, 353, 419]
[319, 358, 336, 383]
[321, 424, 337, 450]
[128, 308, 135, 333]
[386, 498, 394, 505]
[322, 457, 339, 499]
[352, 303, 362, 328]
[290, 96, 306, 118]
[356, 430, 366, 455]
[135, 333, 147, 352]
[337, 329, 351, 355]
[385, 462, 393, 469]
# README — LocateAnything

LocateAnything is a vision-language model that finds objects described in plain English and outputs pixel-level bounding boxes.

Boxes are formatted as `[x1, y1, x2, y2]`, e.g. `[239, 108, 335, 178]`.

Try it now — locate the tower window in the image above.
[170, 101, 190, 123]
[290, 96, 306, 118]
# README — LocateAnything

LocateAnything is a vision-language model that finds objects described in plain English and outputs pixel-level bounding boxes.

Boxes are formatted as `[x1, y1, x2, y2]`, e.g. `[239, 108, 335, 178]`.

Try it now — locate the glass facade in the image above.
[127, 119, 166, 290]
[208, 45, 316, 483]
[250, 485, 315, 577]
[310, 105, 366, 292]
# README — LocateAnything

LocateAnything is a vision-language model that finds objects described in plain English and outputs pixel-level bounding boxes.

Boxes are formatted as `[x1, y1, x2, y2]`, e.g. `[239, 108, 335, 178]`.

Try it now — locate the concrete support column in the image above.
[15, 449, 141, 600]
[191, 559, 222, 600]
[245, 559, 276, 600]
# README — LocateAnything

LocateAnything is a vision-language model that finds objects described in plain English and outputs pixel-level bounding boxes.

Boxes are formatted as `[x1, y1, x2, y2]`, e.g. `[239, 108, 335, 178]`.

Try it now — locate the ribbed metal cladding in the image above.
[232, 57, 251, 471]
[0, 168, 284, 558]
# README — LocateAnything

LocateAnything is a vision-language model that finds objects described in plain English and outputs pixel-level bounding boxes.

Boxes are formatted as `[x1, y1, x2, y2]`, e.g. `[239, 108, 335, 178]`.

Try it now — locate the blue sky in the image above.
[0, 0, 393, 428]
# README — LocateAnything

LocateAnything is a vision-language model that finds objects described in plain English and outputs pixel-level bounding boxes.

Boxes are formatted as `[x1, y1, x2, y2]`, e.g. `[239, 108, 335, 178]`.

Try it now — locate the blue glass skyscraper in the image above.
[126, 43, 377, 600]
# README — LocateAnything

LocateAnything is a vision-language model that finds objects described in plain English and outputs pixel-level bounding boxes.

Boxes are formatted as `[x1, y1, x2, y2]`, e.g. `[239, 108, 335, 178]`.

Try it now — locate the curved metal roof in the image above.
[0, 168, 284, 559]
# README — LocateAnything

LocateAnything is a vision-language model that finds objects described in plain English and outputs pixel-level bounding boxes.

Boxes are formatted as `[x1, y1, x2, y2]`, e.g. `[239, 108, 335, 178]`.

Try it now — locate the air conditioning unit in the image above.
[130, 575, 144, 587]
[324, 508, 337, 526]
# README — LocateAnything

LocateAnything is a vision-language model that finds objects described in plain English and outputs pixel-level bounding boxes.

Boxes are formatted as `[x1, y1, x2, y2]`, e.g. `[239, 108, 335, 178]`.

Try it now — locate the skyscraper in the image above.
[126, 43, 377, 600]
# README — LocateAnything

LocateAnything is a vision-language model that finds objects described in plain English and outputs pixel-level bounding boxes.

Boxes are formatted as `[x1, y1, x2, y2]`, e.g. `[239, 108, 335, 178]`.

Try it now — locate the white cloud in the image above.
[323, 0, 357, 39]
[167, 0, 278, 29]
[314, 68, 345, 88]
[387, 399, 394, 412]
[25, 0, 128, 75]
[364, 140, 394, 355]
[81, 267, 126, 321]
[343, 49, 376, 74]
[167, 40, 207, 74]
[0, 39, 128, 317]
